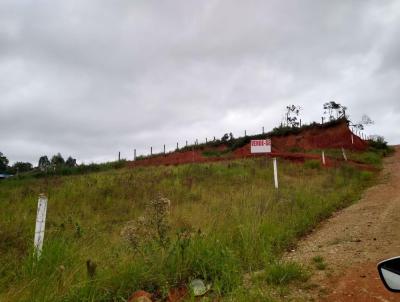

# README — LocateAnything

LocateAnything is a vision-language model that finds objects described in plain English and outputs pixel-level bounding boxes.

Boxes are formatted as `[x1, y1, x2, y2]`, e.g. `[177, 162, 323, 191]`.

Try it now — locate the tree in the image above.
[38, 155, 51, 171]
[349, 114, 374, 130]
[323, 101, 347, 121]
[0, 152, 9, 172]
[221, 133, 229, 142]
[285, 105, 302, 127]
[65, 156, 77, 168]
[51, 153, 65, 168]
[12, 162, 33, 173]
[361, 114, 374, 125]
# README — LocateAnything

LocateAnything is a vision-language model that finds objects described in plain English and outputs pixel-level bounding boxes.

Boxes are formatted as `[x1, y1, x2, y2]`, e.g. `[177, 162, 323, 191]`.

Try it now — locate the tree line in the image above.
[0, 153, 77, 174]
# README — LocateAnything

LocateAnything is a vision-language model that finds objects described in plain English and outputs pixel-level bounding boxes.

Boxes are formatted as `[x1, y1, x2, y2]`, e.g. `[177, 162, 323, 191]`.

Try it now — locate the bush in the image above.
[369, 136, 388, 150]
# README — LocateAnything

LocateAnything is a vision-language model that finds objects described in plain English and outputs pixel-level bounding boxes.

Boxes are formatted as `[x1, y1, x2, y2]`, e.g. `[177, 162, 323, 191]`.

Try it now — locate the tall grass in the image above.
[0, 156, 377, 301]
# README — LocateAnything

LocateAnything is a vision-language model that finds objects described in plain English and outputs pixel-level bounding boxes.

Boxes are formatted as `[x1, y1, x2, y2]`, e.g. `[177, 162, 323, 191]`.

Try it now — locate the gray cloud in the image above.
[0, 0, 399, 164]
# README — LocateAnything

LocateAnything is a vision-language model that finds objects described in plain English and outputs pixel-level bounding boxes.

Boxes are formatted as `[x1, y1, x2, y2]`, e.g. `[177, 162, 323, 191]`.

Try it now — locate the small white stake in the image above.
[322, 151, 326, 165]
[342, 147, 348, 161]
[351, 134, 354, 144]
[273, 158, 279, 189]
[34, 194, 48, 258]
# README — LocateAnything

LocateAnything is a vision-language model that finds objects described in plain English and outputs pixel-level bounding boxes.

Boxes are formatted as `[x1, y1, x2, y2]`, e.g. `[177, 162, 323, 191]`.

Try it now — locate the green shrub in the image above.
[368, 136, 388, 150]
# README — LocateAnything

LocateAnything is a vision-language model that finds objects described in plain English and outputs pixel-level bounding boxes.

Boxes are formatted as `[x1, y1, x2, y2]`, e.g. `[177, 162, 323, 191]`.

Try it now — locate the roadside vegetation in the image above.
[0, 147, 387, 301]
[302, 136, 394, 168]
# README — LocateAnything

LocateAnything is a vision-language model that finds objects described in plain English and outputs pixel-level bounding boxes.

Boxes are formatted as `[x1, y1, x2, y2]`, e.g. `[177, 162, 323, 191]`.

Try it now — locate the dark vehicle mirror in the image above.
[378, 257, 400, 292]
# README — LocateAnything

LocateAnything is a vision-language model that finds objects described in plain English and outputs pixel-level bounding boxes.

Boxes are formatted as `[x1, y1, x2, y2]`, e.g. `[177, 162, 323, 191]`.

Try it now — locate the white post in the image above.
[351, 134, 354, 144]
[273, 158, 279, 189]
[322, 151, 326, 165]
[342, 147, 347, 161]
[34, 194, 48, 258]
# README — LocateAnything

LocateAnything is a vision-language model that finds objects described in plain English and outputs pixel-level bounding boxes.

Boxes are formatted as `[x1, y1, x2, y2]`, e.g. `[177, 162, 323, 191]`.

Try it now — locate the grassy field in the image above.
[0, 153, 378, 301]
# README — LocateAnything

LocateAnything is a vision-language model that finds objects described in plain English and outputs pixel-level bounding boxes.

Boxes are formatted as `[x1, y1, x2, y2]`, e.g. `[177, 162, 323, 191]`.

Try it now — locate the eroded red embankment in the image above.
[127, 121, 369, 168]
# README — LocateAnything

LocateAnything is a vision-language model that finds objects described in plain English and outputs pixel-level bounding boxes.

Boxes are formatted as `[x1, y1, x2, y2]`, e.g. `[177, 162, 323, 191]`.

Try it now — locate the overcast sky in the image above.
[1, 0, 399, 165]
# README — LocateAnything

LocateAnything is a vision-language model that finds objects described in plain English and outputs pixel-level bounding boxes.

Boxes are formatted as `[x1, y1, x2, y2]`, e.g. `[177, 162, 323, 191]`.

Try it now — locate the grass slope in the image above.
[0, 156, 377, 301]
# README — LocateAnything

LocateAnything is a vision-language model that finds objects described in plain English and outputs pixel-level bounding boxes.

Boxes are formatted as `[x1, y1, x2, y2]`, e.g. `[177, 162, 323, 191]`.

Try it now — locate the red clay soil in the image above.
[127, 121, 369, 168]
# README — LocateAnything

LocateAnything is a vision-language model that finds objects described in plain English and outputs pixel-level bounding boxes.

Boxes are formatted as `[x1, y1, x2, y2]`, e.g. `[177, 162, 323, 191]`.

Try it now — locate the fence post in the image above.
[164, 144, 166, 154]
[151, 147, 152, 155]
[245, 130, 247, 136]
[273, 158, 279, 189]
[322, 151, 326, 165]
[300, 119, 302, 127]
[262, 126, 264, 134]
[134, 149, 136, 160]
[206, 138, 207, 143]
[351, 134, 354, 144]
[342, 147, 347, 161]
[321, 117, 324, 124]
[214, 136, 216, 141]
[118, 152, 120, 161]
[177, 142, 179, 150]
[34, 194, 48, 258]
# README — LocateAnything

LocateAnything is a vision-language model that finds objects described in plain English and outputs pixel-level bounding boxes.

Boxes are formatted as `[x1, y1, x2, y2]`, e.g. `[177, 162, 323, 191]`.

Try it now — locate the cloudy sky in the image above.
[1, 0, 399, 165]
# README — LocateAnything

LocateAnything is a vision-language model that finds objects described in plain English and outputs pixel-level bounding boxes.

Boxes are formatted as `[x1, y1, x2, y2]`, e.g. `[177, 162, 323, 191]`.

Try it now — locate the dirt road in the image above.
[285, 147, 400, 301]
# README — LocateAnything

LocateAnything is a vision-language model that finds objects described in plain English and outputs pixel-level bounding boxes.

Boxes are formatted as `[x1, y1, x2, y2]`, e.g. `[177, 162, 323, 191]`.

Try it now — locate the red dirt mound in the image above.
[128, 121, 368, 168]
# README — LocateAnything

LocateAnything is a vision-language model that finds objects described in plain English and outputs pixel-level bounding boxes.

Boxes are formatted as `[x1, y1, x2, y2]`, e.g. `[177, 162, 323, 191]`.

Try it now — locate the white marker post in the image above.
[351, 134, 354, 144]
[34, 194, 48, 258]
[342, 147, 348, 161]
[273, 158, 279, 189]
[322, 151, 326, 165]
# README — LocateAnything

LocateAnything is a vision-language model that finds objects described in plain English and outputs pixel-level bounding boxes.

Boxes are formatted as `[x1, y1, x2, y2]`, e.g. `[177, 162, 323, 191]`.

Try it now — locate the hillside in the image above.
[0, 145, 386, 301]
[129, 119, 368, 168]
